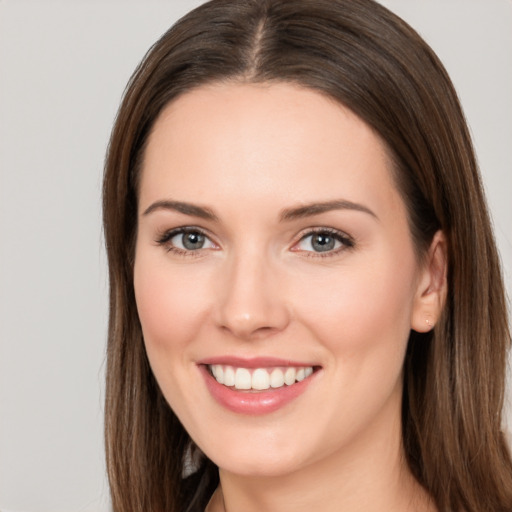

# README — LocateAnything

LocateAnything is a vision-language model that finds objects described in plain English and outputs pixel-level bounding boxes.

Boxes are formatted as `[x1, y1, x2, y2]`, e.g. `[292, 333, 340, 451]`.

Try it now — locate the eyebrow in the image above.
[142, 198, 377, 222]
[279, 199, 378, 221]
[142, 200, 218, 221]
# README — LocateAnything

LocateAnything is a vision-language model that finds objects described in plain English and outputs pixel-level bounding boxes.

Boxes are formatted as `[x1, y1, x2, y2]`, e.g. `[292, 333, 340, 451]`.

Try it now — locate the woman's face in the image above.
[134, 83, 435, 477]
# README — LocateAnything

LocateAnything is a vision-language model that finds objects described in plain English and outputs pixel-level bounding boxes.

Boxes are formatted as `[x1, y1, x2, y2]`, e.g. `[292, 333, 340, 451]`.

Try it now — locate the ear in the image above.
[410, 230, 448, 333]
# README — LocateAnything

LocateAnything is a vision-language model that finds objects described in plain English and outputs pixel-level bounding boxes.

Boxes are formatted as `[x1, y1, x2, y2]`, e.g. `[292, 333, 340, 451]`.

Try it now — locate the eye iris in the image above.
[182, 232, 205, 250]
[312, 233, 335, 252]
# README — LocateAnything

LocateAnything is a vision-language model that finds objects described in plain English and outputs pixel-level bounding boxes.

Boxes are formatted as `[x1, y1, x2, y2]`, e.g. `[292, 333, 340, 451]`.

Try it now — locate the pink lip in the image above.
[198, 362, 319, 415]
[198, 356, 315, 368]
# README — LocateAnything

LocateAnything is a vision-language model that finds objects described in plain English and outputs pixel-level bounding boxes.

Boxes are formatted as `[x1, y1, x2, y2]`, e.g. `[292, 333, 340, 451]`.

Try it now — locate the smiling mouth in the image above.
[207, 364, 317, 391]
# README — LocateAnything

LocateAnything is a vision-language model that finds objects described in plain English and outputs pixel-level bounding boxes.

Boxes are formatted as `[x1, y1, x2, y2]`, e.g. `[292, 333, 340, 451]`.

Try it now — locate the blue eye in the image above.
[296, 230, 353, 254]
[157, 228, 216, 252]
[172, 231, 206, 250]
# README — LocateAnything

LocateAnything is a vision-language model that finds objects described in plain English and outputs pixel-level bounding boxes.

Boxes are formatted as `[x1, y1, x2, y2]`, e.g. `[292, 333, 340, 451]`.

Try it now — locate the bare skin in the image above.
[134, 82, 445, 512]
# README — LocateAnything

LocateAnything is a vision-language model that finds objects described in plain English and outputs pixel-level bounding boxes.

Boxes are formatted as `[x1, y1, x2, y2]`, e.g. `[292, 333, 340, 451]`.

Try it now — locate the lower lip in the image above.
[199, 365, 317, 415]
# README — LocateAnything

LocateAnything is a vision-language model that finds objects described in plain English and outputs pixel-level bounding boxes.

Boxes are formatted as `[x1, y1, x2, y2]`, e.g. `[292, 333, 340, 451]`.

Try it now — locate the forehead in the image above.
[139, 82, 403, 222]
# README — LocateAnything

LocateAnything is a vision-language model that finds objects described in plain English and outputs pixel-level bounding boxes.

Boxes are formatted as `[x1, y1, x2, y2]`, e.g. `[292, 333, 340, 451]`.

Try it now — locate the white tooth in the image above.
[234, 368, 251, 390]
[270, 368, 285, 388]
[296, 368, 306, 382]
[284, 367, 296, 385]
[224, 366, 235, 386]
[252, 368, 270, 390]
[210, 365, 217, 378]
[215, 365, 224, 384]
[305, 366, 313, 378]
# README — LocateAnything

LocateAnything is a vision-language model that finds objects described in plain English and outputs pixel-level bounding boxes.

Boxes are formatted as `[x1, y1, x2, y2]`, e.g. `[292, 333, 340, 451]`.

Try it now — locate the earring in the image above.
[425, 318, 433, 328]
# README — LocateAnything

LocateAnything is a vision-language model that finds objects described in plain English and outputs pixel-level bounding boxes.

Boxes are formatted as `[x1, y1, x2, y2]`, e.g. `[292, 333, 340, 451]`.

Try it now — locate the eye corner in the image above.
[291, 227, 355, 257]
[154, 226, 220, 255]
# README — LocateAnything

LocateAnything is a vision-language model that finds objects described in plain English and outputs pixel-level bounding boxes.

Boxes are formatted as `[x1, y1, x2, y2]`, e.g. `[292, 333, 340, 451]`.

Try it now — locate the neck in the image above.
[207, 395, 436, 512]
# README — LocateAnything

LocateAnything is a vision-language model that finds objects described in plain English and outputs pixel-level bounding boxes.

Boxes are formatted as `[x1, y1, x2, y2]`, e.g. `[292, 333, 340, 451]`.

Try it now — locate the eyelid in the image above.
[155, 226, 219, 254]
[291, 227, 355, 256]
[154, 225, 354, 257]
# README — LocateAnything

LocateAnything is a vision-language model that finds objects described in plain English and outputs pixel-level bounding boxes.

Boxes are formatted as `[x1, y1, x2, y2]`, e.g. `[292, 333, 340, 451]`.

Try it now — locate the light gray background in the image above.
[0, 1, 510, 511]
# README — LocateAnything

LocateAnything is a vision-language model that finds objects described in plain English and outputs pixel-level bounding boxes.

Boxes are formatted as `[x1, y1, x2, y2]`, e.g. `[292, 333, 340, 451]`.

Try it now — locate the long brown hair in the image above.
[102, 1, 512, 510]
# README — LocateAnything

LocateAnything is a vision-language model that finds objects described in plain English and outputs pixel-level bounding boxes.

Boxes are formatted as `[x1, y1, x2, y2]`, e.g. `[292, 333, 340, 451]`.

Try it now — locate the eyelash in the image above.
[155, 227, 355, 257]
[155, 226, 216, 257]
[292, 227, 355, 258]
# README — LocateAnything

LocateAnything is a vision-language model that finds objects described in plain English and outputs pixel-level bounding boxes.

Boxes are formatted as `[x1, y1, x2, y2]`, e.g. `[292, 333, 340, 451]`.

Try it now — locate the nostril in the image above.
[219, 323, 283, 341]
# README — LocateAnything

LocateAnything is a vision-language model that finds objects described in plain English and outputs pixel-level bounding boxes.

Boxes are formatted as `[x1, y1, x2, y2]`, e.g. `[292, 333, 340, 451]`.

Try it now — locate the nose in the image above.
[214, 250, 290, 340]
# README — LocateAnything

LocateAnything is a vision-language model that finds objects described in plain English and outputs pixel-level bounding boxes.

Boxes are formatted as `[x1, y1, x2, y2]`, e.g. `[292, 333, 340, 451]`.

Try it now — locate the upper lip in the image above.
[197, 356, 319, 368]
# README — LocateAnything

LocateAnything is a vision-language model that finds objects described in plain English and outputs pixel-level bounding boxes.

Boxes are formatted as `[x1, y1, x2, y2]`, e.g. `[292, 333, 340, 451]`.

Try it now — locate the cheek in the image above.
[133, 256, 216, 420]
[292, 251, 417, 358]
[133, 256, 211, 357]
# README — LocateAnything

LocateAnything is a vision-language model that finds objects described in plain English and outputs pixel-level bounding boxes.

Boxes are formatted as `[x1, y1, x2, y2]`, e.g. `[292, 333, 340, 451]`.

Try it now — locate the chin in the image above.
[214, 452, 304, 478]
[195, 427, 312, 478]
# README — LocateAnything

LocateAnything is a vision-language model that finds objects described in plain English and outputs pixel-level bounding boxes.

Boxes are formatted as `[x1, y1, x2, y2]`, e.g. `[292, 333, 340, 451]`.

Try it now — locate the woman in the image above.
[102, 0, 512, 510]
